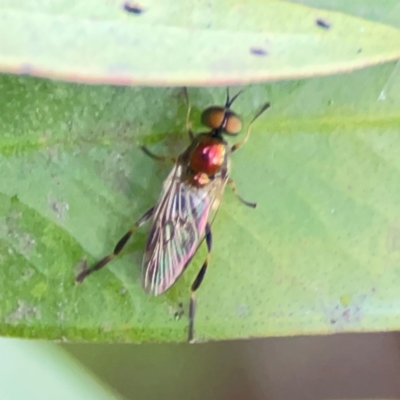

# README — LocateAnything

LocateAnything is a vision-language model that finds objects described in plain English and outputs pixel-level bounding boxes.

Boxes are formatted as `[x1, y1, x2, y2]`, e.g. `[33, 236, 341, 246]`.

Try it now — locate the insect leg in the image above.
[228, 178, 257, 208]
[231, 102, 271, 153]
[189, 223, 212, 343]
[141, 146, 176, 164]
[183, 87, 194, 141]
[76, 207, 155, 283]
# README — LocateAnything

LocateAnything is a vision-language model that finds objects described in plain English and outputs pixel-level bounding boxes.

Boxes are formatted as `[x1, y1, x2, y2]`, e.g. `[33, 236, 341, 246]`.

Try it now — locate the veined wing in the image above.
[142, 163, 227, 296]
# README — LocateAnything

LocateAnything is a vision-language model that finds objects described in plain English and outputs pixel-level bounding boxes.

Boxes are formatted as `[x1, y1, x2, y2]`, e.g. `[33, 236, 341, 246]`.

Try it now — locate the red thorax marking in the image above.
[189, 137, 226, 177]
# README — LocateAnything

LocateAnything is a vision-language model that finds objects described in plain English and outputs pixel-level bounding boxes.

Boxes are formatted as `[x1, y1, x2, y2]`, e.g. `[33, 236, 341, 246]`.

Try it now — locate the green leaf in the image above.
[1, 0, 400, 85]
[1, 0, 400, 343]
[287, 0, 400, 29]
[0, 56, 400, 342]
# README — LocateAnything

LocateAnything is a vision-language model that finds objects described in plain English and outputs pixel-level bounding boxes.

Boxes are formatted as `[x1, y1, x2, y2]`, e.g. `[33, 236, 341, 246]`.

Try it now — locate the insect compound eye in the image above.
[224, 112, 242, 135]
[201, 107, 242, 134]
[201, 106, 225, 130]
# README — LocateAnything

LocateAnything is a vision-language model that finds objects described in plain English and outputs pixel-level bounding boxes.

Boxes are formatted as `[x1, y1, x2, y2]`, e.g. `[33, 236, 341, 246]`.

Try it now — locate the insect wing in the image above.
[142, 163, 226, 295]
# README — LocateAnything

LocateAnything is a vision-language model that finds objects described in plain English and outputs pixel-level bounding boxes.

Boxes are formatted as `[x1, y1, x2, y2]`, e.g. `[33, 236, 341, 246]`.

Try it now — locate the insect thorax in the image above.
[182, 133, 228, 187]
[189, 134, 228, 174]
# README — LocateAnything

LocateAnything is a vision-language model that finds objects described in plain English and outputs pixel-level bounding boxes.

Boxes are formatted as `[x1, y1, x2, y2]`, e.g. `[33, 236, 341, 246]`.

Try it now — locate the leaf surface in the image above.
[0, 58, 400, 341]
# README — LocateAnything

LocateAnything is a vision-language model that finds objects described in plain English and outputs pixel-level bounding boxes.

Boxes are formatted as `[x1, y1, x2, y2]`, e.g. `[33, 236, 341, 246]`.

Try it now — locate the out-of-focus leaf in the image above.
[0, 339, 121, 399]
[0, 0, 400, 85]
[287, 0, 400, 29]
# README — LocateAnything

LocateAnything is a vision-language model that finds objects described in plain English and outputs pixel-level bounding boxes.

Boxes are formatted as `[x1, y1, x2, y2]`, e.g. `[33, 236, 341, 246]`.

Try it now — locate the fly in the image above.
[76, 88, 270, 342]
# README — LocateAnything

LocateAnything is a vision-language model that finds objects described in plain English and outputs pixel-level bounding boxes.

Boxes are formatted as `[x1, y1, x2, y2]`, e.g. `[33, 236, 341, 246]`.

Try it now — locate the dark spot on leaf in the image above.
[250, 47, 268, 56]
[330, 318, 337, 324]
[357, 48, 363, 53]
[316, 18, 331, 29]
[123, 2, 144, 14]
[173, 302, 184, 320]
[10, 195, 19, 204]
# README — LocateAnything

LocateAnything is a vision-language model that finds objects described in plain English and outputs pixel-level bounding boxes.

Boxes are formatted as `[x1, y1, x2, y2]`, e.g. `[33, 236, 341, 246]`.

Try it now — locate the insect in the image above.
[76, 89, 270, 342]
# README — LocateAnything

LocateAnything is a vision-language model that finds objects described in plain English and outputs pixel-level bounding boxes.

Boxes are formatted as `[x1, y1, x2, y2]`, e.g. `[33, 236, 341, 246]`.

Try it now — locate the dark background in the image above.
[65, 332, 400, 399]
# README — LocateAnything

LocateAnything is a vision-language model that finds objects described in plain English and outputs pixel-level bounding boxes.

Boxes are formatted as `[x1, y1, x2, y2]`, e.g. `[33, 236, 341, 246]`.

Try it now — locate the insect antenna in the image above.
[225, 87, 243, 109]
